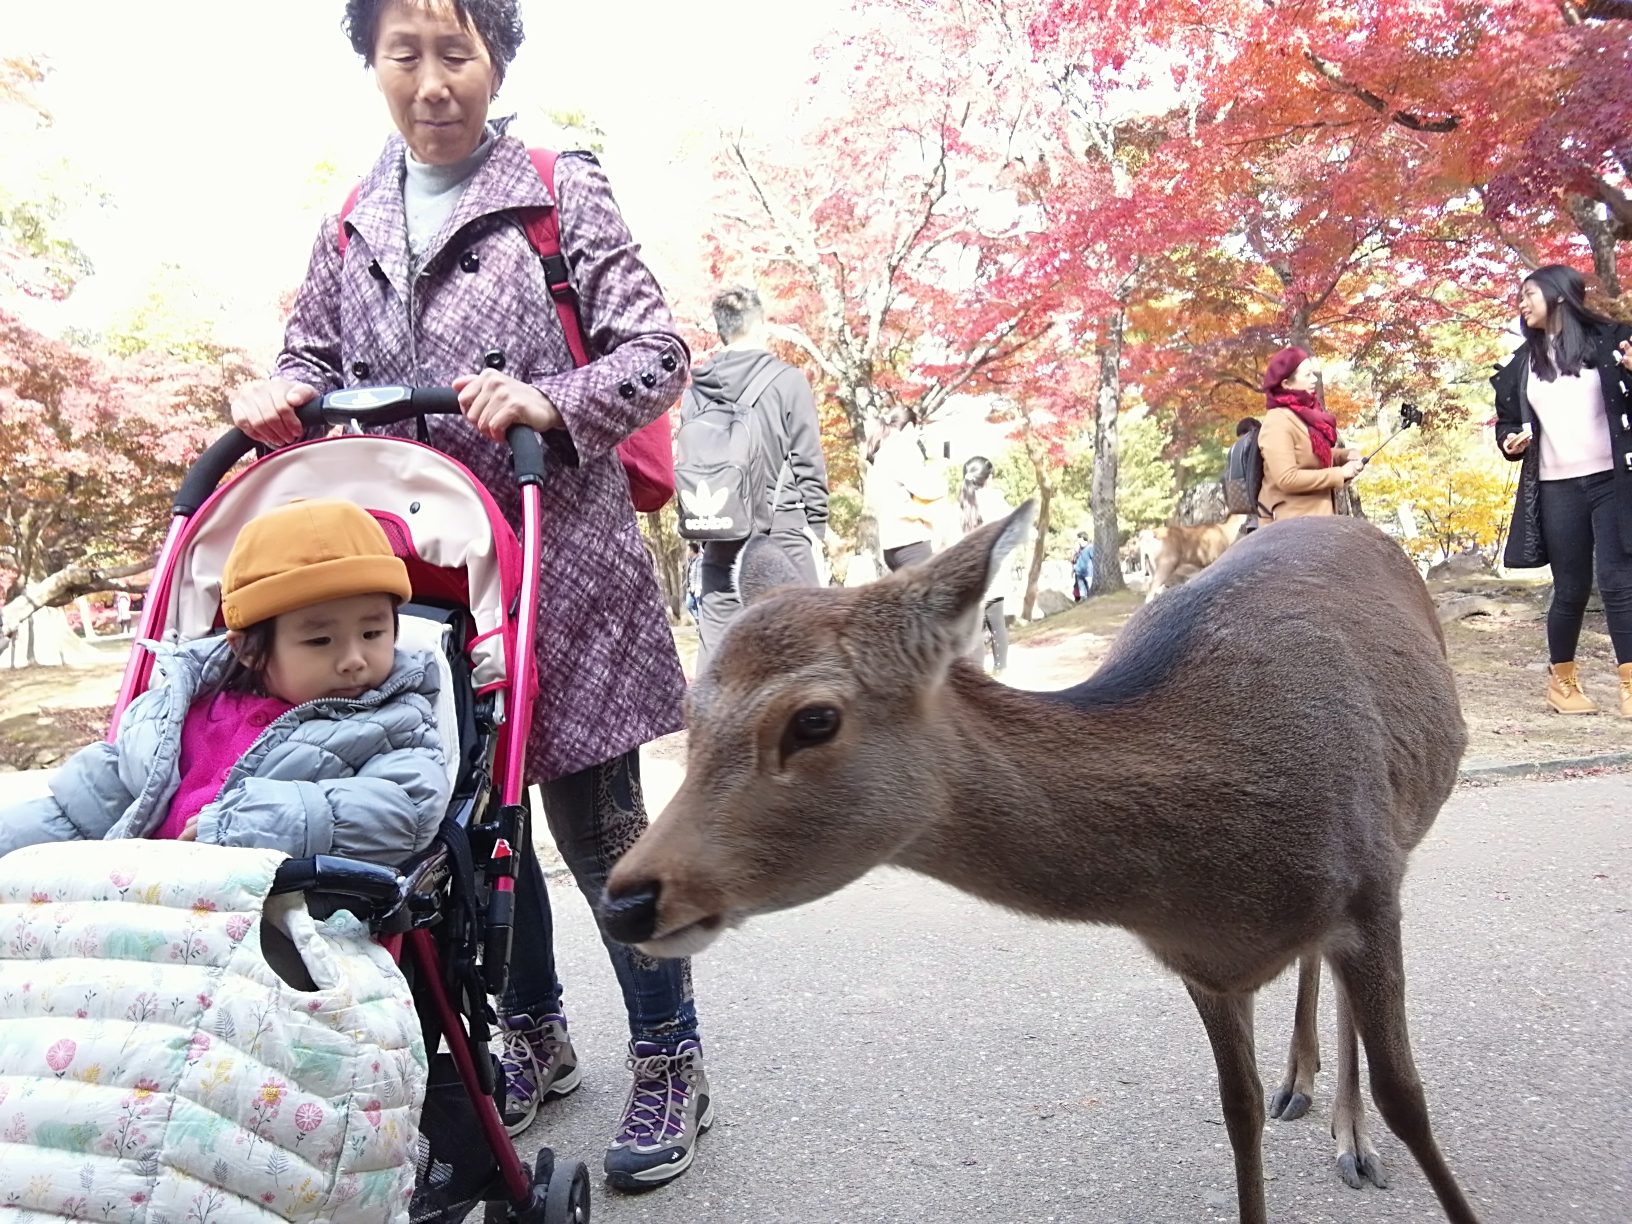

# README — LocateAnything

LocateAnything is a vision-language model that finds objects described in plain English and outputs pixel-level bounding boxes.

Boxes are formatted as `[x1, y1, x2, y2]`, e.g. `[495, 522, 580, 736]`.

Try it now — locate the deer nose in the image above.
[599, 880, 661, 944]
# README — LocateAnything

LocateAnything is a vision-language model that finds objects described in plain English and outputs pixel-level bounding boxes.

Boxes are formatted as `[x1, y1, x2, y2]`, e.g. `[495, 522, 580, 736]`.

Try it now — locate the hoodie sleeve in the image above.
[778, 368, 829, 536]
[531, 156, 690, 467]
[0, 725, 143, 857]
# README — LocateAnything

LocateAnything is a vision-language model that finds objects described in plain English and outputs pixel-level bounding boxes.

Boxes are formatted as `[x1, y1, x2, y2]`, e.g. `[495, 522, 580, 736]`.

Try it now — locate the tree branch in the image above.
[1304, 53, 1460, 133]
[1, 557, 154, 638]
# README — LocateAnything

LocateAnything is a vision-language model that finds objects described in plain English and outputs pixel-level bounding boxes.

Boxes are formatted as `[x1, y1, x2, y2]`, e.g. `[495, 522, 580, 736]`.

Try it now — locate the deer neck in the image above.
[887, 666, 1189, 929]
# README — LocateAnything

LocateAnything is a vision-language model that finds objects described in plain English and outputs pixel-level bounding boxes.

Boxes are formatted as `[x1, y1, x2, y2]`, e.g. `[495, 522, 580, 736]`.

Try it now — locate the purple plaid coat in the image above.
[274, 131, 687, 782]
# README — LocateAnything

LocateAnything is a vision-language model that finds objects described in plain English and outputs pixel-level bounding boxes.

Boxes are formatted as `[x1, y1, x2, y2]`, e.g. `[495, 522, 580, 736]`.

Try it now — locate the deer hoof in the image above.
[1268, 1087, 1311, 1121]
[1336, 1151, 1388, 1191]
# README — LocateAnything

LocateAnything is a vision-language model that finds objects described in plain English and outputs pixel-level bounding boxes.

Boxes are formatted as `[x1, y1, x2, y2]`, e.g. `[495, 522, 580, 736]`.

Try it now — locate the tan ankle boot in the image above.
[1619, 663, 1632, 718]
[1547, 662, 1597, 714]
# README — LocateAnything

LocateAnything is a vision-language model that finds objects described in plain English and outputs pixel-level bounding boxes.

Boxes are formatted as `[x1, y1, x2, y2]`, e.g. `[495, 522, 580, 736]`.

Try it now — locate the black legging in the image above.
[883, 540, 933, 571]
[1539, 472, 1632, 665]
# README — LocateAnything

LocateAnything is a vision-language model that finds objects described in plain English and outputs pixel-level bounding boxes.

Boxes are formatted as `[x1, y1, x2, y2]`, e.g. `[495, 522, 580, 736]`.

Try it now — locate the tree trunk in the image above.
[1021, 479, 1055, 622]
[640, 509, 686, 623]
[0, 606, 103, 669]
[1090, 310, 1127, 595]
[1566, 192, 1624, 298]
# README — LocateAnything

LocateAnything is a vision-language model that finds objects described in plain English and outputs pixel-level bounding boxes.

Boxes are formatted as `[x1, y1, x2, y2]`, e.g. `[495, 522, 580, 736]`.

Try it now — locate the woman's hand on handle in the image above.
[1501, 429, 1532, 456]
[1339, 458, 1364, 481]
[230, 378, 316, 447]
[1617, 338, 1632, 370]
[454, 369, 562, 444]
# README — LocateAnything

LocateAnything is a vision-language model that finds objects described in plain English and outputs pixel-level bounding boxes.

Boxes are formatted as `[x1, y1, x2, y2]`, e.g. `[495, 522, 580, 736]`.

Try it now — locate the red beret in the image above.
[1261, 346, 1310, 393]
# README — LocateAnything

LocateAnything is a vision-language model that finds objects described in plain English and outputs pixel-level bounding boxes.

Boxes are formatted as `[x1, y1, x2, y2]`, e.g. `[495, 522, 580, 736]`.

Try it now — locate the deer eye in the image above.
[782, 705, 841, 757]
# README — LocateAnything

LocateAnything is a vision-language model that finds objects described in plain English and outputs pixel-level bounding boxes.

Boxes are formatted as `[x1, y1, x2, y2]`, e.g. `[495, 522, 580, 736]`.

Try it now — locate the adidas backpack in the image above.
[674, 362, 786, 541]
[1224, 418, 1266, 519]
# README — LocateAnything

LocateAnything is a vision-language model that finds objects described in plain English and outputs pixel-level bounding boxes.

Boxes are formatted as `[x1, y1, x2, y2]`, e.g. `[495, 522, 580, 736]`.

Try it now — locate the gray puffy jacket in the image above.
[0, 637, 450, 866]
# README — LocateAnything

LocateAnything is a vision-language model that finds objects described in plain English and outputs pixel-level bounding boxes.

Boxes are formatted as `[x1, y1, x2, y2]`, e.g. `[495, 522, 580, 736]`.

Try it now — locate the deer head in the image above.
[601, 504, 1035, 957]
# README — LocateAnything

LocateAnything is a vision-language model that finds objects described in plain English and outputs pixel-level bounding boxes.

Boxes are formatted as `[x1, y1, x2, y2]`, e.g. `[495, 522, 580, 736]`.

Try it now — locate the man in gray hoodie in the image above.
[689, 287, 829, 668]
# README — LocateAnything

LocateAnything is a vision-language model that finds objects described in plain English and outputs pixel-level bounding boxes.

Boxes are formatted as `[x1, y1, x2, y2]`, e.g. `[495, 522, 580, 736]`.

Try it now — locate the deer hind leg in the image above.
[1328, 913, 1482, 1224]
[1329, 971, 1387, 1189]
[1185, 983, 1268, 1224]
[1269, 953, 1321, 1122]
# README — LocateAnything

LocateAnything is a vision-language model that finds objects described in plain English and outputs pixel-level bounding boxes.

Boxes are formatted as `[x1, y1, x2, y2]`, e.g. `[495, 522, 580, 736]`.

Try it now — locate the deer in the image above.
[601, 505, 1481, 1224]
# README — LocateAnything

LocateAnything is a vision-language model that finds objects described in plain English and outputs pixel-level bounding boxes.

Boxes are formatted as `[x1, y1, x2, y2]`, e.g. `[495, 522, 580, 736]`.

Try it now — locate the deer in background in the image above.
[602, 508, 1481, 1224]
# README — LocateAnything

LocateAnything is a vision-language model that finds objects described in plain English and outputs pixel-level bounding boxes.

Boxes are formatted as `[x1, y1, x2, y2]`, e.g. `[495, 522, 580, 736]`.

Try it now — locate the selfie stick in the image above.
[1362, 403, 1423, 465]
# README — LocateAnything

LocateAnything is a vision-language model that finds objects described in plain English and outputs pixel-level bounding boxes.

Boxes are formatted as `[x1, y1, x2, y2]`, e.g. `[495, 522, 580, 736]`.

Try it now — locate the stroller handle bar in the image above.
[174, 385, 547, 516]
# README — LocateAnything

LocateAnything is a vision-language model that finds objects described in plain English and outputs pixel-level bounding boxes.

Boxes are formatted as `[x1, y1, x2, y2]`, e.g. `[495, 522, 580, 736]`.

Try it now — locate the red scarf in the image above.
[1266, 389, 1338, 467]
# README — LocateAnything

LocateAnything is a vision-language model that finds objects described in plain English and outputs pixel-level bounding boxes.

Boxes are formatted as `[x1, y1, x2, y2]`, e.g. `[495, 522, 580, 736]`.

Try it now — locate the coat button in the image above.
[248, 711, 268, 727]
[618, 381, 636, 399]
[220, 768, 233, 782]
[460, 250, 481, 274]
[640, 371, 657, 388]
[483, 349, 507, 371]
[660, 353, 678, 372]
[351, 360, 371, 380]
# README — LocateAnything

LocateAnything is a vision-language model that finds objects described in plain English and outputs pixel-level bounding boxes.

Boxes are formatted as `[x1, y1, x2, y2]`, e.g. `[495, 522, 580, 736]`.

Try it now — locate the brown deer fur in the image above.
[604, 508, 1480, 1224]
[1145, 514, 1249, 600]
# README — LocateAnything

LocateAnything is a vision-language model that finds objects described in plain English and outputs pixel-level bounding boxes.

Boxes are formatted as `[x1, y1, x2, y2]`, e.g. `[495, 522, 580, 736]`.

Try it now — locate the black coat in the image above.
[1492, 321, 1632, 568]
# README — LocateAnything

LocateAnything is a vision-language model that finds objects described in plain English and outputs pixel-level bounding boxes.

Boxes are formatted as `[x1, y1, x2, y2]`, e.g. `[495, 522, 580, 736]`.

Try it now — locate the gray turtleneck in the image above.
[402, 129, 496, 263]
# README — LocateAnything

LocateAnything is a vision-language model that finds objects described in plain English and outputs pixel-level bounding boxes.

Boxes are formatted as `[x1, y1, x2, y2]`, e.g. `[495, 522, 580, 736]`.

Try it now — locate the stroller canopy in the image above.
[161, 436, 523, 690]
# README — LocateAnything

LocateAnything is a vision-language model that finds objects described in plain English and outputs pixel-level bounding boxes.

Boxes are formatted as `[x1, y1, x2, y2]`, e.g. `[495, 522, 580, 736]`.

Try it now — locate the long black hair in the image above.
[960, 456, 994, 534]
[1522, 264, 1616, 382]
[866, 405, 919, 464]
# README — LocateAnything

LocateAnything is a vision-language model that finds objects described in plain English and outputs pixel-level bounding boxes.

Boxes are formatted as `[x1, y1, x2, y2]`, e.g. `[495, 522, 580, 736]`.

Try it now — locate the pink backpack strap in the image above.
[521, 149, 591, 369]
[336, 182, 362, 257]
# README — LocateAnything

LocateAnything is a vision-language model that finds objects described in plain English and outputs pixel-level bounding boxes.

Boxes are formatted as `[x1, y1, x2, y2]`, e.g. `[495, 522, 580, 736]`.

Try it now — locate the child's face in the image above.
[259, 593, 398, 705]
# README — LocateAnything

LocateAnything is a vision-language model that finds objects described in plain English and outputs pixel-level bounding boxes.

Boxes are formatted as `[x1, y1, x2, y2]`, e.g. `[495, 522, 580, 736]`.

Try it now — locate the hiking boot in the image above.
[500, 1013, 581, 1137]
[1620, 663, 1632, 718]
[604, 1039, 713, 1192]
[1547, 662, 1597, 714]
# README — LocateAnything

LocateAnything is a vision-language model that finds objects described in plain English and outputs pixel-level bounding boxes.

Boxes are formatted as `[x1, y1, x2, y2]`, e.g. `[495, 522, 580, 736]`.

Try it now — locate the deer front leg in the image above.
[1269, 954, 1321, 1122]
[1330, 973, 1387, 1189]
[1186, 983, 1267, 1224]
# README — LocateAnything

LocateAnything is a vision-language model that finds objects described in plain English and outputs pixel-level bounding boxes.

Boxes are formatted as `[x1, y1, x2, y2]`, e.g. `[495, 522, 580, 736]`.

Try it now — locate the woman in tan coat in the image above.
[1257, 346, 1364, 520]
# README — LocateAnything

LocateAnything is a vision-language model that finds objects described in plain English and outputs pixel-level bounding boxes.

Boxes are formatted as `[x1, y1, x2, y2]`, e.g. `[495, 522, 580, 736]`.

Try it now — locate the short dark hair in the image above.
[343, 0, 525, 82]
[712, 286, 764, 344]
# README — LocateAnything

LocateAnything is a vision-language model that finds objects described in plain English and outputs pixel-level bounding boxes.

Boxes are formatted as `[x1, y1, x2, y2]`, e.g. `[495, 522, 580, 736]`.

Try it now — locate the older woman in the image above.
[230, 0, 708, 1191]
[1256, 346, 1364, 521]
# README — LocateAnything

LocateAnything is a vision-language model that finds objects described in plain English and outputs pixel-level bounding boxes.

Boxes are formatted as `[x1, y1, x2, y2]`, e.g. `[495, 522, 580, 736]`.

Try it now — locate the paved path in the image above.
[516, 774, 1630, 1224]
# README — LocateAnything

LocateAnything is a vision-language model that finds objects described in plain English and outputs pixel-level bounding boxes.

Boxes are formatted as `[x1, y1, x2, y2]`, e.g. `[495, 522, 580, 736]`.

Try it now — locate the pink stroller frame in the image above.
[112, 387, 588, 1224]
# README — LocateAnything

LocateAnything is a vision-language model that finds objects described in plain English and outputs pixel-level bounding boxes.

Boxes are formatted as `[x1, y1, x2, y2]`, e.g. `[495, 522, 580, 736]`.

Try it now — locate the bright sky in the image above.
[4, 0, 855, 357]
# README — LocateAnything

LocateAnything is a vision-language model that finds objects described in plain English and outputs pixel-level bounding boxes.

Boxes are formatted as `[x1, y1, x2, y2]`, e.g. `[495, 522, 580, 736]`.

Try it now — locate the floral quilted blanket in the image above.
[0, 840, 426, 1222]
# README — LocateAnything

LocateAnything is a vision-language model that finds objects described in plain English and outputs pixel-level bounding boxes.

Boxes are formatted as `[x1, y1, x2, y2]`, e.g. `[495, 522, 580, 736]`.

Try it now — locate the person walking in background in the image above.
[869, 406, 945, 571]
[684, 542, 703, 627]
[1256, 346, 1365, 522]
[227, 0, 709, 1189]
[683, 286, 829, 671]
[1072, 532, 1094, 601]
[957, 456, 1017, 673]
[1495, 263, 1632, 716]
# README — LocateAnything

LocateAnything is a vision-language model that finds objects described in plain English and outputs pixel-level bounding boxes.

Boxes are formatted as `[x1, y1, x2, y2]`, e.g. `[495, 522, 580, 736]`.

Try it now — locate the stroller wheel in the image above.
[544, 1159, 589, 1224]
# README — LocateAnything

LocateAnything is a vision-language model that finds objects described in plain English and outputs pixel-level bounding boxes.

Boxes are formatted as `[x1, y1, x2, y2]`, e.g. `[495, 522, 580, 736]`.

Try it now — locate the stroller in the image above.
[112, 386, 590, 1224]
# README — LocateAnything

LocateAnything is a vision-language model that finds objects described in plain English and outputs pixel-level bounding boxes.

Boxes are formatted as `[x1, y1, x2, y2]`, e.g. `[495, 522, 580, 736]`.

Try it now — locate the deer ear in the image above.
[885, 501, 1035, 670]
[733, 534, 807, 607]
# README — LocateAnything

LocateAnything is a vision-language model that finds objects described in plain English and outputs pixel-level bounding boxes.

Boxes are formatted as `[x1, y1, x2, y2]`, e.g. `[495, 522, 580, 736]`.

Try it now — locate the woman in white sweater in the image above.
[1494, 264, 1632, 715]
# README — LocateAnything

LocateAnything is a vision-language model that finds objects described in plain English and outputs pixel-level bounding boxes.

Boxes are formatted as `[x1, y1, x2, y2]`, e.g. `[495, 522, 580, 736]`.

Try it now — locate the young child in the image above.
[0, 499, 450, 865]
